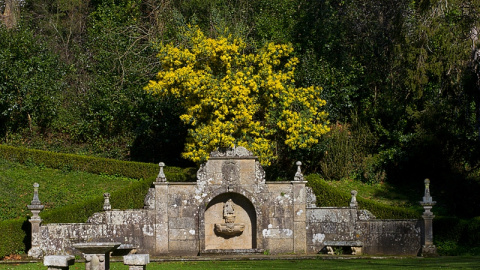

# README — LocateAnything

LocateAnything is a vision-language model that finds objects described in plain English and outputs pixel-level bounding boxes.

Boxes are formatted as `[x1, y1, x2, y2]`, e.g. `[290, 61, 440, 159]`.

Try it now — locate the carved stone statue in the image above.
[214, 199, 245, 237]
[223, 199, 235, 223]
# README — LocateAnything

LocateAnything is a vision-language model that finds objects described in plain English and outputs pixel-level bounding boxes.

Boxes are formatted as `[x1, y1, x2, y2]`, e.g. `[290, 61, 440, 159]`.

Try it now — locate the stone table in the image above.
[73, 242, 121, 270]
[43, 255, 75, 270]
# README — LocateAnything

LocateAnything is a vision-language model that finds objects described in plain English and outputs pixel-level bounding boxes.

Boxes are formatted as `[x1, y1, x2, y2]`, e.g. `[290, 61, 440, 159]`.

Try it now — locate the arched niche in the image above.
[204, 192, 257, 250]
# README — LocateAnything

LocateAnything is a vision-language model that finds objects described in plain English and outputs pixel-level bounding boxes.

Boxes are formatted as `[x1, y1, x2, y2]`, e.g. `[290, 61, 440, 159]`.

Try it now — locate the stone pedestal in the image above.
[123, 254, 150, 270]
[420, 179, 437, 257]
[44, 255, 75, 270]
[27, 183, 44, 259]
[293, 162, 307, 254]
[73, 242, 120, 270]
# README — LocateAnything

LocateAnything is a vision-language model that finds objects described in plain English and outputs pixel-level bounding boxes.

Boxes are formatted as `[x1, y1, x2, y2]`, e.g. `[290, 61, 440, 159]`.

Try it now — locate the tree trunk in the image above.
[1, 0, 19, 29]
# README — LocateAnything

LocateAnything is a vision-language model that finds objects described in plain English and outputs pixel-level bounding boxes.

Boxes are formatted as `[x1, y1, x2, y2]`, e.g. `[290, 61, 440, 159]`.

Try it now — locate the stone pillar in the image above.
[292, 161, 307, 254]
[420, 178, 437, 257]
[27, 182, 44, 259]
[154, 162, 169, 254]
[43, 255, 75, 270]
[123, 254, 150, 270]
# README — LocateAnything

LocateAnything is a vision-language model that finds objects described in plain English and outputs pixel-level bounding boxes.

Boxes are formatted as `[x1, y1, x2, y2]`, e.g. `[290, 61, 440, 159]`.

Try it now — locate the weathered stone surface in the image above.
[123, 254, 149, 265]
[44, 255, 75, 267]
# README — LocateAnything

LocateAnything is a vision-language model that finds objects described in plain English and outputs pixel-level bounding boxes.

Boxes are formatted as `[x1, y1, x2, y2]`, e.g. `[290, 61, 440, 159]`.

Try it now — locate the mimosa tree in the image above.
[145, 26, 329, 165]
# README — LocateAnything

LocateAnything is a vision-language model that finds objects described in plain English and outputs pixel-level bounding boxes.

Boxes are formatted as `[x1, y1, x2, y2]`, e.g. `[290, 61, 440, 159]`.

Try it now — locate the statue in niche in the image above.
[224, 199, 235, 223]
[214, 199, 245, 237]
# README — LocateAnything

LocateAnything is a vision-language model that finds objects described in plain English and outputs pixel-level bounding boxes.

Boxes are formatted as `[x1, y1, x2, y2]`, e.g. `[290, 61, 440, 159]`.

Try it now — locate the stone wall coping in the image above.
[164, 182, 198, 185]
[308, 207, 356, 210]
[265, 181, 307, 184]
[208, 156, 257, 160]
[356, 219, 420, 222]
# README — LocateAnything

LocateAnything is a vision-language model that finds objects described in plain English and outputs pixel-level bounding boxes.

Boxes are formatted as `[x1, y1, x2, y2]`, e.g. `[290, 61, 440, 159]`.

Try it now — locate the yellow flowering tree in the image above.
[145, 27, 329, 165]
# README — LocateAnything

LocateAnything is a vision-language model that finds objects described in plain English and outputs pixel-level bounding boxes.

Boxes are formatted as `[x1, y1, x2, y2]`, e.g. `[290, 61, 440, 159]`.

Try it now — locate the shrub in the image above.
[0, 218, 29, 259]
[434, 216, 480, 255]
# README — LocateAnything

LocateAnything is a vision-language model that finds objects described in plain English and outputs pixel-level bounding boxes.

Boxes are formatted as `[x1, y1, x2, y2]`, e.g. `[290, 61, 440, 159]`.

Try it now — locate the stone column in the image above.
[27, 183, 44, 259]
[420, 178, 437, 257]
[154, 162, 169, 254]
[292, 161, 307, 254]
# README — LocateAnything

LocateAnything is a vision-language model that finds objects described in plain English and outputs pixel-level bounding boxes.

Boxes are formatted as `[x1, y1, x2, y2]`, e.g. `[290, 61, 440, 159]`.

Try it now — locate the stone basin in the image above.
[73, 242, 121, 254]
[214, 223, 245, 237]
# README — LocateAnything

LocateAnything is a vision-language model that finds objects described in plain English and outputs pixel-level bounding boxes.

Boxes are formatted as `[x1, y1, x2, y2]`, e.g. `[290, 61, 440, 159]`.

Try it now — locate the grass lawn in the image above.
[1, 257, 480, 270]
[0, 159, 138, 221]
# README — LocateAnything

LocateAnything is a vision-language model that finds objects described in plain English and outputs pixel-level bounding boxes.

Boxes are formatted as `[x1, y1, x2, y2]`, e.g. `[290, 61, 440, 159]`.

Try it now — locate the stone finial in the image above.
[350, 190, 358, 208]
[294, 161, 304, 181]
[422, 178, 433, 204]
[103, 193, 111, 211]
[28, 183, 44, 214]
[420, 179, 436, 215]
[31, 182, 41, 205]
[156, 162, 167, 182]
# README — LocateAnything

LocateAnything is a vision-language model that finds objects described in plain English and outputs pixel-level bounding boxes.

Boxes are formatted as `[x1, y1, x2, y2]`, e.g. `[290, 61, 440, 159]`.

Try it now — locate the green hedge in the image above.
[306, 174, 419, 219]
[0, 218, 28, 258]
[0, 144, 195, 181]
[434, 216, 480, 255]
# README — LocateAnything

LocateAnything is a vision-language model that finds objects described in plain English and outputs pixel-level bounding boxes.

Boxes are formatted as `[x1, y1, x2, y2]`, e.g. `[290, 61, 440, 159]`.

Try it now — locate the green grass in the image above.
[1, 257, 480, 269]
[0, 159, 138, 221]
[325, 178, 422, 210]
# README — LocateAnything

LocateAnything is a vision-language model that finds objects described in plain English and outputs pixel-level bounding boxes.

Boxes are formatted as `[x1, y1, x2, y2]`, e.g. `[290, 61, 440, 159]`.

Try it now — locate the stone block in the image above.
[43, 255, 75, 270]
[123, 254, 149, 265]
[123, 254, 149, 270]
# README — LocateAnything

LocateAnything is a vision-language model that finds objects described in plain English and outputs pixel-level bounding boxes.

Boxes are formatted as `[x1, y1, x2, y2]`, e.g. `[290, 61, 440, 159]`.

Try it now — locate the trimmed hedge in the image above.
[434, 216, 480, 255]
[306, 174, 420, 219]
[0, 144, 195, 181]
[0, 218, 28, 258]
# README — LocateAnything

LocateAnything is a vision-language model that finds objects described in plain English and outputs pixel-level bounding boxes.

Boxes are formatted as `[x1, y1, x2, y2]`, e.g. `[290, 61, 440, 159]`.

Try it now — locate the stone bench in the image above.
[323, 240, 363, 255]
[43, 255, 75, 270]
[123, 254, 150, 270]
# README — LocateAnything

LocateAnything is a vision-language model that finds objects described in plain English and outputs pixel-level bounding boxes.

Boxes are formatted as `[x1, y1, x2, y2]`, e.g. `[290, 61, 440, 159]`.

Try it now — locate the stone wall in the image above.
[306, 207, 421, 255]
[358, 220, 422, 255]
[30, 147, 425, 257]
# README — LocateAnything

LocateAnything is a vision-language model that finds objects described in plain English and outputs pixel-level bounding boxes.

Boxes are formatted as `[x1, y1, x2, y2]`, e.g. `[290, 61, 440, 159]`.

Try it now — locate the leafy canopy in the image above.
[145, 26, 329, 165]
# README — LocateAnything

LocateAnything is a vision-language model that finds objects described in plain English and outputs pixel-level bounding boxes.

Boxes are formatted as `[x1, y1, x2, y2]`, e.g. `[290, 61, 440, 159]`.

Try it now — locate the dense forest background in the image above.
[1, 0, 480, 217]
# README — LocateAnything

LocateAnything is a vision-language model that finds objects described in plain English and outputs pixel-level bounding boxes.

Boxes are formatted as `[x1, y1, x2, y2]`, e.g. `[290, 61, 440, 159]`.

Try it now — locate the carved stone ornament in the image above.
[103, 193, 111, 211]
[156, 162, 167, 182]
[210, 146, 254, 158]
[222, 161, 239, 185]
[144, 188, 155, 210]
[214, 199, 245, 237]
[358, 209, 376, 220]
[197, 163, 207, 181]
[294, 161, 304, 181]
[306, 187, 317, 207]
[255, 161, 266, 183]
